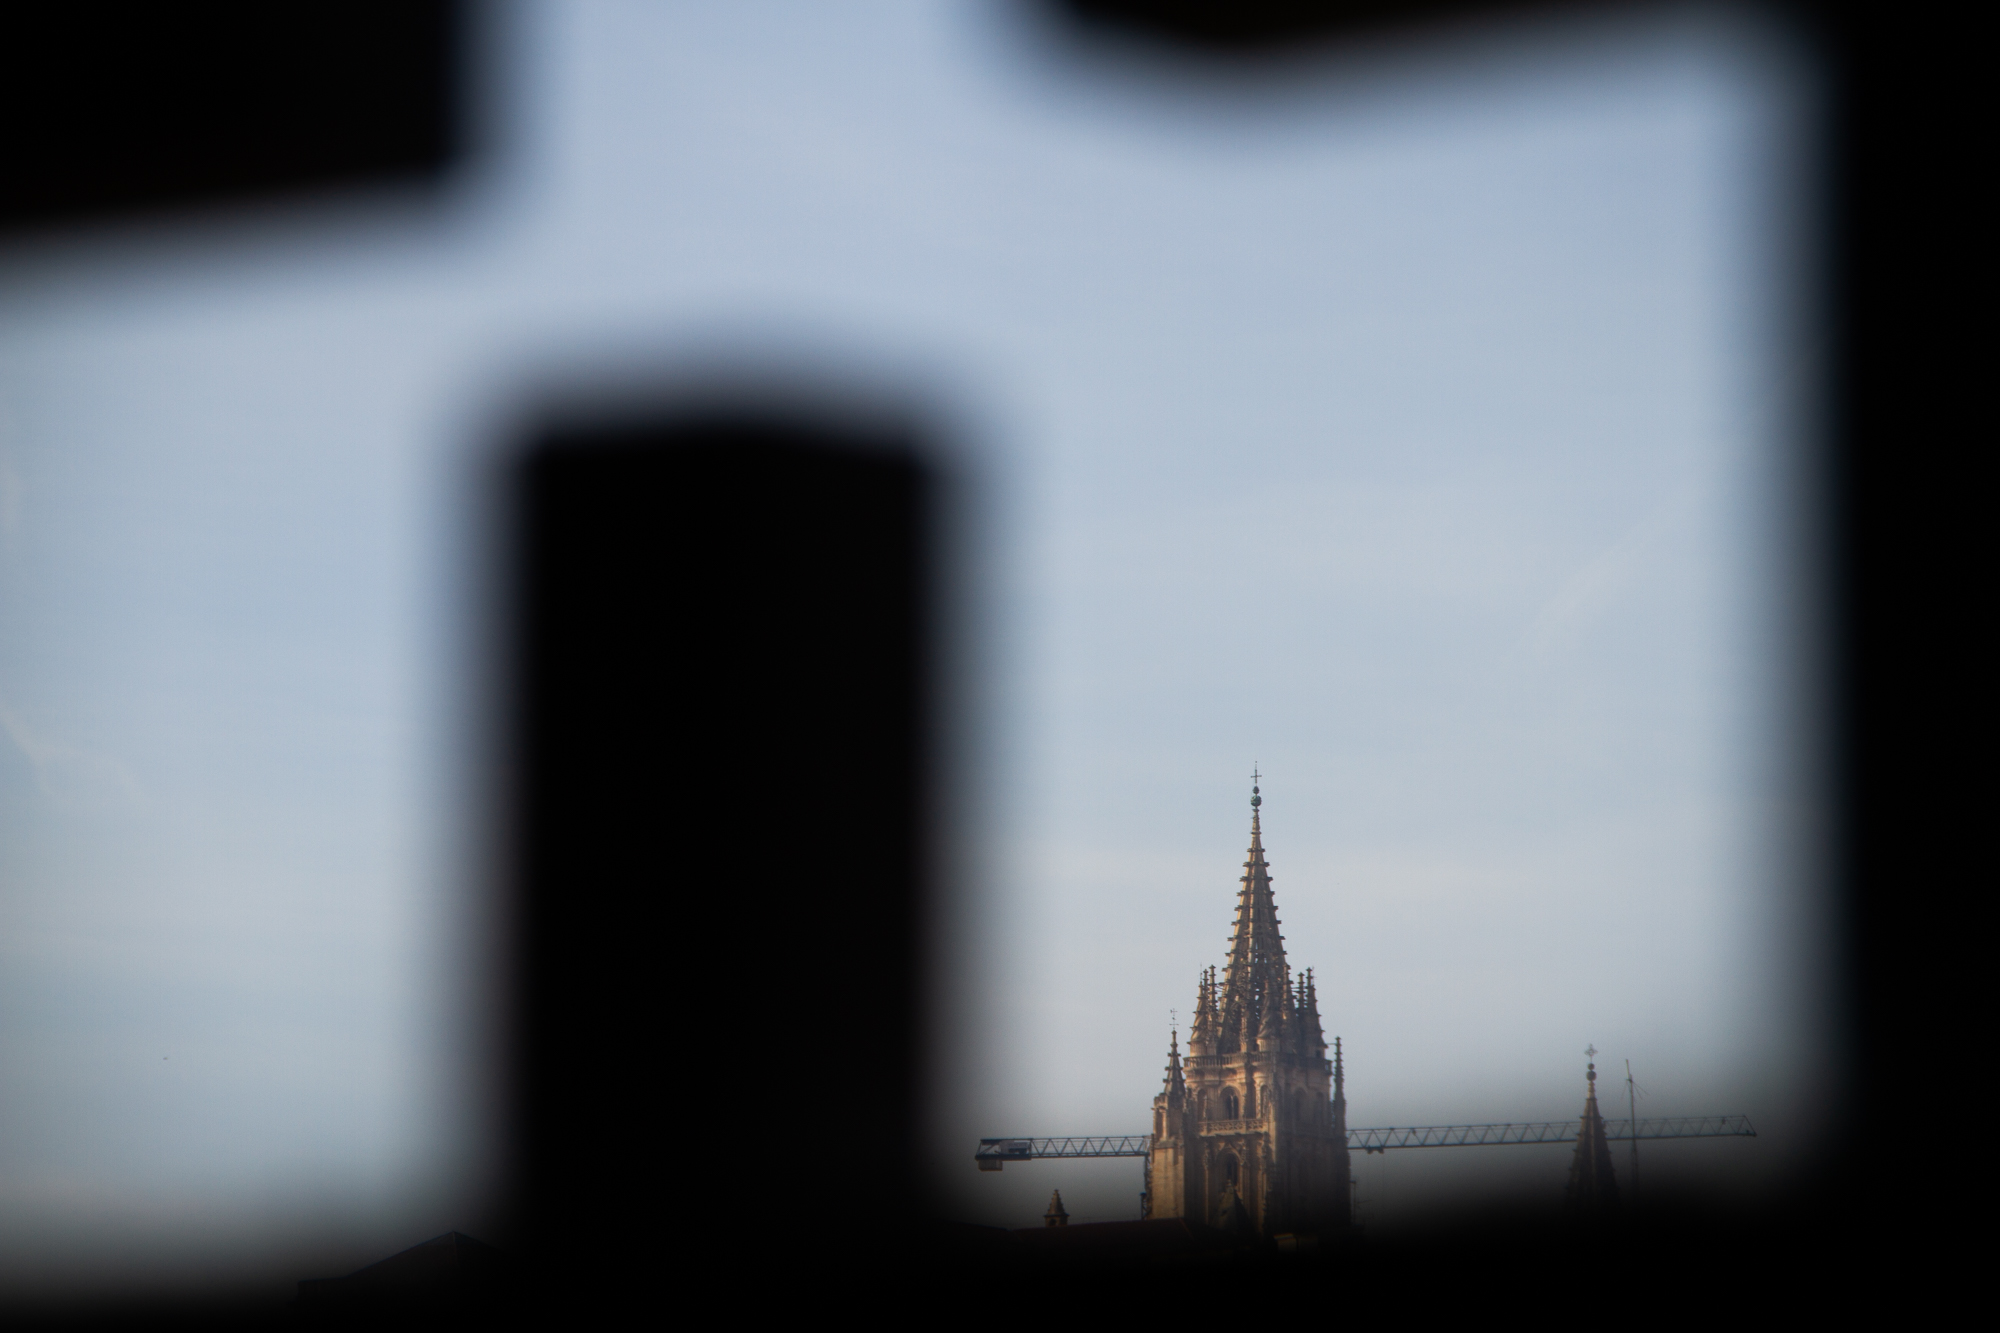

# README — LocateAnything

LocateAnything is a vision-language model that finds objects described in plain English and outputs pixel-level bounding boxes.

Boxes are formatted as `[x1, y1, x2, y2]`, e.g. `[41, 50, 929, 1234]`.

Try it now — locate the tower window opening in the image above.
[1223, 1088, 1239, 1119]
[1224, 1156, 1239, 1186]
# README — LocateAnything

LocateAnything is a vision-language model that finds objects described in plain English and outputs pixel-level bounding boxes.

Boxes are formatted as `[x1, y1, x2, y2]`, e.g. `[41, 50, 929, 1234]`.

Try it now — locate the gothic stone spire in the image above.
[1150, 775, 1345, 1237]
[1566, 1056, 1620, 1212]
[1218, 777, 1287, 1055]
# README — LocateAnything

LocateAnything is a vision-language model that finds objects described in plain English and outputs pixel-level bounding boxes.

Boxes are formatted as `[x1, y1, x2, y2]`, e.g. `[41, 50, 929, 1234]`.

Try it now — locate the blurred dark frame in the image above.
[0, 4, 463, 239]
[0, 0, 1969, 1314]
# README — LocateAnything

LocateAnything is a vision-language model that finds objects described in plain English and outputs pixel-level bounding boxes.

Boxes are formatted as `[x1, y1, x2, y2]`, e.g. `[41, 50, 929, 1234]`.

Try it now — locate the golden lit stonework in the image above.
[1144, 780, 1350, 1233]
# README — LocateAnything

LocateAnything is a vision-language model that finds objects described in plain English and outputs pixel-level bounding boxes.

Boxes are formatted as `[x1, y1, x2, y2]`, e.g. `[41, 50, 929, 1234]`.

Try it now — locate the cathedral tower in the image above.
[1147, 778, 1349, 1234]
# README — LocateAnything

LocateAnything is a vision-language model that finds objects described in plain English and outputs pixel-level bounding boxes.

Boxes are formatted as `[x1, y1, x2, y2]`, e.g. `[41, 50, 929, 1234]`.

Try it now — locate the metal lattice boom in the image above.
[974, 1116, 1753, 1167]
[1346, 1115, 1755, 1153]
[976, 1136, 1152, 1168]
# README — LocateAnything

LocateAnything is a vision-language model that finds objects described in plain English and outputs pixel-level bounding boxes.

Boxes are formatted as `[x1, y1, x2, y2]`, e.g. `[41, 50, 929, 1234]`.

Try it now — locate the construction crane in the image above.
[973, 1115, 1753, 1169]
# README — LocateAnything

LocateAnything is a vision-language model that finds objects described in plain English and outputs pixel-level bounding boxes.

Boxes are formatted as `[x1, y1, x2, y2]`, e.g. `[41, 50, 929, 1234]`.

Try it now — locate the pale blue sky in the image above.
[0, 1, 1820, 1281]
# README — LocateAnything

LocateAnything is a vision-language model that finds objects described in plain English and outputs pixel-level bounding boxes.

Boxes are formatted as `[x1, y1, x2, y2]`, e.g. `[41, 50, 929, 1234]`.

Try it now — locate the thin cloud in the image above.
[0, 694, 144, 803]
[1525, 487, 1692, 661]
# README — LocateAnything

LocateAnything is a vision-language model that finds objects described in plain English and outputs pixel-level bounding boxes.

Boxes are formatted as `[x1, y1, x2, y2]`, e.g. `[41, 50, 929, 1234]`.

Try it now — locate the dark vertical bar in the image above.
[511, 407, 930, 1299]
[1821, 0, 1977, 1248]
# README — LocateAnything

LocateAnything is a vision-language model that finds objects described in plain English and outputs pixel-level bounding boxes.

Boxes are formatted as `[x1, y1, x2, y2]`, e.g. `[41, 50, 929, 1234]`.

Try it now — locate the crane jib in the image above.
[973, 1116, 1754, 1166]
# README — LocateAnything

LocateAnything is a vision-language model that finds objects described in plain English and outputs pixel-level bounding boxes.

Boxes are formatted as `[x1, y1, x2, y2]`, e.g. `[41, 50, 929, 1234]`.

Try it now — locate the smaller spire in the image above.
[1044, 1190, 1070, 1227]
[1301, 968, 1326, 1053]
[1258, 979, 1283, 1050]
[1190, 968, 1219, 1055]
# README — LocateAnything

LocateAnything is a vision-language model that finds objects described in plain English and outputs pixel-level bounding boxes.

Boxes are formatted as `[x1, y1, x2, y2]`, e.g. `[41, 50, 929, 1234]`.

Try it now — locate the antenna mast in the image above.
[1625, 1059, 1639, 1197]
